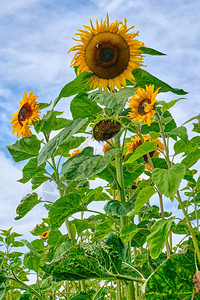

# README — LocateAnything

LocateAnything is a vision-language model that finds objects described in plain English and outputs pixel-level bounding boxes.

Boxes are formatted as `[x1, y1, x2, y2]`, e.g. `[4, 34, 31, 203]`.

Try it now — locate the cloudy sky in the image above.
[0, 0, 200, 241]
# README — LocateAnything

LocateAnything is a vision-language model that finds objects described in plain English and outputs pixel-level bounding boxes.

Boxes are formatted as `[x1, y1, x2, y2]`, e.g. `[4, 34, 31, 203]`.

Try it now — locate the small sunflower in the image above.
[68, 149, 83, 159]
[40, 231, 49, 239]
[126, 135, 164, 162]
[10, 91, 40, 138]
[93, 119, 121, 142]
[128, 84, 160, 126]
[69, 15, 144, 91]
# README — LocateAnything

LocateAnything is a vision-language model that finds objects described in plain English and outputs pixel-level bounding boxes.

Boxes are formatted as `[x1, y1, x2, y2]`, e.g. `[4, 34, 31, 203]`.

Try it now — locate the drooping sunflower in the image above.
[69, 15, 144, 91]
[93, 119, 121, 142]
[128, 84, 160, 126]
[10, 91, 40, 138]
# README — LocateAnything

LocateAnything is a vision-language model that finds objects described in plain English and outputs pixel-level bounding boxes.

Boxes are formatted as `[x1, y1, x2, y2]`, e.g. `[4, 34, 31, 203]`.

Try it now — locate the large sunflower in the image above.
[128, 84, 159, 126]
[10, 91, 40, 138]
[69, 15, 144, 91]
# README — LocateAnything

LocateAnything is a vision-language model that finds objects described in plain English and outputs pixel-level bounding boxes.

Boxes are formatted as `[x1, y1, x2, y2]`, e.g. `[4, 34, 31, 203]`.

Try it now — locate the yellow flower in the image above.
[10, 91, 40, 138]
[126, 135, 164, 161]
[103, 143, 112, 154]
[69, 15, 144, 92]
[68, 149, 83, 159]
[128, 84, 159, 126]
[40, 231, 49, 239]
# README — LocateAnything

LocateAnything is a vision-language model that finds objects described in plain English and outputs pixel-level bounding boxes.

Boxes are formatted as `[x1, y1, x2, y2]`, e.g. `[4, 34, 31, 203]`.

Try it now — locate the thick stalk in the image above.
[117, 281, 122, 300]
[114, 134, 135, 300]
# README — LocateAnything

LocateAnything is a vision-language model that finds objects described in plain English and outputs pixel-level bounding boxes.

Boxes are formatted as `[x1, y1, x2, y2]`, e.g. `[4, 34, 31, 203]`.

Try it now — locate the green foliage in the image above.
[128, 186, 156, 216]
[70, 93, 102, 120]
[15, 193, 41, 220]
[38, 117, 88, 165]
[146, 219, 173, 259]
[7, 135, 41, 162]
[125, 141, 158, 164]
[18, 158, 46, 184]
[144, 250, 200, 299]
[140, 47, 166, 56]
[130, 68, 187, 95]
[158, 98, 185, 113]
[89, 87, 136, 113]
[152, 164, 186, 200]
[104, 200, 135, 216]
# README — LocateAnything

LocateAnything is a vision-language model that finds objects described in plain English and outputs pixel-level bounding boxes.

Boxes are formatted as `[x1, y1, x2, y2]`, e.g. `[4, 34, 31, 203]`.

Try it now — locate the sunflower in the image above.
[93, 119, 121, 141]
[40, 231, 49, 239]
[68, 149, 83, 159]
[10, 91, 40, 138]
[128, 84, 160, 126]
[69, 15, 144, 91]
[126, 135, 164, 161]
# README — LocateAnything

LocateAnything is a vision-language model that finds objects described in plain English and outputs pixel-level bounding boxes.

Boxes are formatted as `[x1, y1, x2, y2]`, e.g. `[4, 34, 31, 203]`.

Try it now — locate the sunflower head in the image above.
[40, 231, 49, 239]
[10, 91, 40, 138]
[93, 119, 121, 142]
[128, 84, 160, 126]
[68, 149, 83, 159]
[69, 15, 144, 91]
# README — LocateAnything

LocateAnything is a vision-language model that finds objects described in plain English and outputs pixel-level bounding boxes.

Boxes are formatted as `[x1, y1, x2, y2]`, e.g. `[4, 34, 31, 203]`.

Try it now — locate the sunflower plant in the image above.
[2, 15, 200, 300]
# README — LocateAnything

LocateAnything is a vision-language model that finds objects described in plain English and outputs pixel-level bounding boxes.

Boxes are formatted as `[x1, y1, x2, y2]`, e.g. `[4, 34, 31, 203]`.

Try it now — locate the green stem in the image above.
[177, 191, 200, 264]
[117, 280, 122, 300]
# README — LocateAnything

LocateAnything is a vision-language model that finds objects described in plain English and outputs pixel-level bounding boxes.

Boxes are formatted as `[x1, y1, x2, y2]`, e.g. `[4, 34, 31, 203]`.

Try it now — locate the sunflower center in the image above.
[99, 47, 115, 63]
[138, 99, 150, 115]
[18, 103, 32, 125]
[85, 32, 130, 79]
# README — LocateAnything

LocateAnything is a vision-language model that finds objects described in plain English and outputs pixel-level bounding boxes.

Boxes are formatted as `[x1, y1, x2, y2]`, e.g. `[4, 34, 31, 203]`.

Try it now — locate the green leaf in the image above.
[18, 158, 46, 183]
[167, 126, 188, 141]
[54, 71, 93, 106]
[49, 193, 86, 229]
[151, 157, 168, 169]
[7, 135, 41, 162]
[158, 98, 185, 113]
[61, 147, 120, 182]
[43, 234, 142, 281]
[24, 251, 40, 272]
[140, 46, 166, 56]
[48, 230, 63, 246]
[55, 136, 86, 157]
[121, 223, 137, 243]
[146, 219, 173, 259]
[70, 293, 92, 300]
[104, 200, 135, 216]
[130, 68, 188, 95]
[30, 219, 50, 236]
[174, 139, 194, 156]
[70, 93, 102, 120]
[152, 164, 186, 200]
[128, 186, 156, 216]
[15, 193, 41, 220]
[89, 87, 136, 113]
[38, 101, 52, 109]
[144, 250, 199, 299]
[31, 174, 49, 190]
[121, 224, 150, 246]
[181, 149, 200, 168]
[125, 141, 158, 165]
[38, 118, 88, 165]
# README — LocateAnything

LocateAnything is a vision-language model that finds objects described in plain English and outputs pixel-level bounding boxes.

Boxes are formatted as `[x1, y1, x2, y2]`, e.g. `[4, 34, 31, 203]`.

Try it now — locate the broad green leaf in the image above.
[15, 193, 41, 220]
[49, 193, 86, 229]
[167, 126, 188, 141]
[152, 164, 186, 200]
[121, 224, 150, 246]
[30, 219, 50, 236]
[7, 135, 41, 162]
[172, 220, 189, 235]
[38, 118, 88, 165]
[128, 186, 156, 216]
[89, 87, 136, 113]
[70, 93, 102, 120]
[61, 147, 120, 182]
[130, 68, 187, 95]
[12, 241, 25, 247]
[146, 219, 173, 259]
[174, 139, 193, 155]
[54, 71, 93, 106]
[55, 136, 86, 157]
[24, 251, 40, 272]
[120, 223, 137, 243]
[38, 101, 52, 109]
[93, 220, 114, 239]
[149, 131, 160, 139]
[31, 174, 49, 190]
[151, 157, 168, 169]
[140, 46, 166, 56]
[104, 200, 135, 216]
[158, 98, 185, 113]
[43, 234, 142, 281]
[145, 250, 199, 299]
[18, 158, 46, 183]
[181, 149, 200, 168]
[125, 141, 158, 165]
[83, 187, 108, 205]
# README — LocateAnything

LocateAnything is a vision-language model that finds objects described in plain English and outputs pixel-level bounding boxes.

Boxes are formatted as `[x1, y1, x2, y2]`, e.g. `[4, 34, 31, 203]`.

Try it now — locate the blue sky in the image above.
[0, 0, 200, 239]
